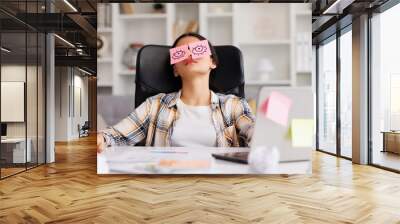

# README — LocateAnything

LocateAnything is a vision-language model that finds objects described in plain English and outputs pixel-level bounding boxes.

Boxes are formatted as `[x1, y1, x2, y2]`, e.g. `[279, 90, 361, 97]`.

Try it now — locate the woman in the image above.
[97, 33, 255, 153]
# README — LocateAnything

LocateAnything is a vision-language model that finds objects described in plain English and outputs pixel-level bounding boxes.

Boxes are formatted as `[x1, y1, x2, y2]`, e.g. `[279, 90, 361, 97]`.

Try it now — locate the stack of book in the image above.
[98, 4, 112, 28]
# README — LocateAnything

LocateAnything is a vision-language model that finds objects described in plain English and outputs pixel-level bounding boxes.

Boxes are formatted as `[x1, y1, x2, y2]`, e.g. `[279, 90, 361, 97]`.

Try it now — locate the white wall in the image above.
[55, 67, 69, 141]
[72, 73, 89, 138]
[54, 67, 89, 141]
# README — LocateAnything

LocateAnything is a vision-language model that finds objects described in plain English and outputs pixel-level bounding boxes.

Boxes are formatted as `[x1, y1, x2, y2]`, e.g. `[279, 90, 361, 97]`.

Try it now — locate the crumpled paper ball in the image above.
[248, 146, 280, 173]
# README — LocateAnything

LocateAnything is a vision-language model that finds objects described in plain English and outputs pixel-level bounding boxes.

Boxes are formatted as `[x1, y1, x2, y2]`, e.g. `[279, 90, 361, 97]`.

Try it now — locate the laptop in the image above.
[213, 87, 315, 163]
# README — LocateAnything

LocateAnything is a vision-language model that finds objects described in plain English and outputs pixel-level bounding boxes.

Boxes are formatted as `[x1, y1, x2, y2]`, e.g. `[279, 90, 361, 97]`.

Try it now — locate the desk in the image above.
[382, 131, 400, 154]
[97, 146, 311, 174]
[1, 138, 31, 163]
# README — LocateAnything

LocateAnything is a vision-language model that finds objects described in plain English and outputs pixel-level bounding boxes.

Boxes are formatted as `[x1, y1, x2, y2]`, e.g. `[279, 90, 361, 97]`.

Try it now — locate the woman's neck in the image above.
[180, 77, 211, 106]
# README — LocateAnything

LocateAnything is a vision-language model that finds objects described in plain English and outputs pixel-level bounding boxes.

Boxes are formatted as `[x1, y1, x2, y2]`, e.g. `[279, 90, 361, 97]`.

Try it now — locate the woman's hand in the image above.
[97, 132, 106, 153]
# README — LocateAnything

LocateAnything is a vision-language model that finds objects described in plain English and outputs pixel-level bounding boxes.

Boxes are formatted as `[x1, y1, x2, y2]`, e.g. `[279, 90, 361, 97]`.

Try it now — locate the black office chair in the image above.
[78, 121, 90, 138]
[134, 45, 245, 108]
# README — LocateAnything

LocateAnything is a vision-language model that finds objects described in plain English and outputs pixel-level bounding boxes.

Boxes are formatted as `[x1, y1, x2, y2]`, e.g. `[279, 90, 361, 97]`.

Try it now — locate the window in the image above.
[317, 37, 337, 154]
[339, 29, 352, 158]
[0, 1, 47, 179]
[390, 74, 400, 130]
[370, 2, 400, 171]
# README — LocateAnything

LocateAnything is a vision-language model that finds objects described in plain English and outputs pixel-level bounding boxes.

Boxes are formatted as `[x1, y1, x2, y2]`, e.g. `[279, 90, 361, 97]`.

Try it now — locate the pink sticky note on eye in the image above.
[170, 45, 190, 65]
[260, 91, 292, 126]
[188, 40, 211, 59]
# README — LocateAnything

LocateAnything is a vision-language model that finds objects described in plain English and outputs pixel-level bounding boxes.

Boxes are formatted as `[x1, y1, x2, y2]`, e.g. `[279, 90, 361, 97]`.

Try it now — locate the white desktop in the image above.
[1, 124, 32, 164]
[98, 146, 311, 174]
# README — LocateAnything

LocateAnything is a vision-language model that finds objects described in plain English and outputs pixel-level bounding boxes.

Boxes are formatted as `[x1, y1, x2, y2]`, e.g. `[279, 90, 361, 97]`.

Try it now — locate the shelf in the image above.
[207, 12, 233, 18]
[238, 40, 291, 46]
[98, 84, 113, 88]
[97, 27, 112, 33]
[245, 80, 291, 86]
[296, 70, 312, 73]
[119, 13, 167, 20]
[97, 57, 112, 63]
[119, 70, 136, 76]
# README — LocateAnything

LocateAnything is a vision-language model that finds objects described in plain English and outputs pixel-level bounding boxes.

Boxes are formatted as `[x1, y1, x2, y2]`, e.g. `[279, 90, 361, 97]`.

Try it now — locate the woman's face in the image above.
[173, 36, 216, 79]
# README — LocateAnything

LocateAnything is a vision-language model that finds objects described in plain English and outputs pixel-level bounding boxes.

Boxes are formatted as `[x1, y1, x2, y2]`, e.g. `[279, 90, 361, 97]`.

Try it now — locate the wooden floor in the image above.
[373, 151, 400, 171]
[1, 135, 400, 223]
[1, 167, 26, 178]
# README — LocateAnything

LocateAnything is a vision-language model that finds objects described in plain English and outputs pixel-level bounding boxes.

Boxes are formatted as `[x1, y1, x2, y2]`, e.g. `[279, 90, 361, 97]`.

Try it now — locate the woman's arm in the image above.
[233, 98, 255, 147]
[101, 97, 152, 148]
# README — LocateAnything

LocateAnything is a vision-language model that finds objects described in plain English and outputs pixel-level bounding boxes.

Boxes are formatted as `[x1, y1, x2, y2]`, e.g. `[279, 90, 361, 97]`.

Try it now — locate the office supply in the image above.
[169, 40, 211, 64]
[150, 150, 188, 154]
[212, 152, 249, 164]
[259, 91, 292, 126]
[381, 131, 400, 154]
[284, 125, 292, 140]
[1, 82, 25, 122]
[212, 145, 309, 164]
[291, 119, 314, 147]
[169, 44, 190, 64]
[252, 87, 314, 162]
[248, 146, 280, 173]
[188, 40, 211, 59]
[158, 159, 211, 169]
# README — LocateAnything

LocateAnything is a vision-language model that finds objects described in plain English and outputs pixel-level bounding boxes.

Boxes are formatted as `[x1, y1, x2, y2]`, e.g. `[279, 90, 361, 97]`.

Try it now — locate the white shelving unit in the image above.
[97, 3, 312, 97]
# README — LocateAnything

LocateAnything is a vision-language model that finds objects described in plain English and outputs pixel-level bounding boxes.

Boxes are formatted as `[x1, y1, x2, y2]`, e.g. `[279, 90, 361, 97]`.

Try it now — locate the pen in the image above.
[150, 150, 188, 154]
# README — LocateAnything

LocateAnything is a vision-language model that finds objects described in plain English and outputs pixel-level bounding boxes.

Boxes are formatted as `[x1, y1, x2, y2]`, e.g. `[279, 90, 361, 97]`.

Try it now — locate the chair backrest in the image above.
[134, 45, 245, 108]
[82, 121, 90, 129]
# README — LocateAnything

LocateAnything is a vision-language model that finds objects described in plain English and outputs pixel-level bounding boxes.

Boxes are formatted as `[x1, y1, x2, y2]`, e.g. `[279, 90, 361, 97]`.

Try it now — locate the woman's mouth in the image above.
[185, 59, 197, 65]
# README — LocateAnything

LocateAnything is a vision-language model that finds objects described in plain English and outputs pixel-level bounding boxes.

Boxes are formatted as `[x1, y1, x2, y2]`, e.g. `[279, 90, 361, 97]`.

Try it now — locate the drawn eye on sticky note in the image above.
[189, 40, 211, 59]
[170, 45, 190, 64]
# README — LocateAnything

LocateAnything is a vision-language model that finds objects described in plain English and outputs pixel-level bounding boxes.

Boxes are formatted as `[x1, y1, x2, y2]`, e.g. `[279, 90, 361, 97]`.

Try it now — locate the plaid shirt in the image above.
[102, 90, 255, 147]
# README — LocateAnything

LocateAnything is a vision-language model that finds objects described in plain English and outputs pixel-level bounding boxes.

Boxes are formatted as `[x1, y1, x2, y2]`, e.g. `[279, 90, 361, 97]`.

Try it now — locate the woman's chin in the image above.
[184, 66, 210, 75]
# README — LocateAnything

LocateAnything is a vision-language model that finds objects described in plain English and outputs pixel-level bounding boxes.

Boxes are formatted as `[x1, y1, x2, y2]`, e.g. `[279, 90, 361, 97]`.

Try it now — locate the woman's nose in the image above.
[185, 55, 194, 63]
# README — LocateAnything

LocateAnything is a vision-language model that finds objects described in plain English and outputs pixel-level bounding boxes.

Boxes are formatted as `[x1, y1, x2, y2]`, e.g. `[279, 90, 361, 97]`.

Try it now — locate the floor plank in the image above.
[0, 135, 399, 223]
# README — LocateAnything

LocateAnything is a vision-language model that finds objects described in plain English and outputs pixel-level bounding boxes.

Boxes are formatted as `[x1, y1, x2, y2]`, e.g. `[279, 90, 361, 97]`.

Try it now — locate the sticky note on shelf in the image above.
[291, 119, 314, 147]
[259, 91, 292, 126]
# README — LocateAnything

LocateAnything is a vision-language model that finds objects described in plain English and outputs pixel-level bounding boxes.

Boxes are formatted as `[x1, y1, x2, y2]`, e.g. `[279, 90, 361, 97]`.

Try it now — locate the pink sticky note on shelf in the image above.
[188, 40, 211, 59]
[259, 91, 292, 126]
[170, 45, 190, 65]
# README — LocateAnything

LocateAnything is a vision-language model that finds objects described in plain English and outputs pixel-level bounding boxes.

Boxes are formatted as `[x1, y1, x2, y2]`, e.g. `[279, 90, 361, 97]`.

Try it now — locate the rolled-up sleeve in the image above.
[102, 97, 152, 147]
[233, 98, 255, 147]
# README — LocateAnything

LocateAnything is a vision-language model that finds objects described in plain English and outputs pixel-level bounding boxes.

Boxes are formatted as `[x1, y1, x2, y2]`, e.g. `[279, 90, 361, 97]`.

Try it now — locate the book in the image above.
[120, 3, 134, 15]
